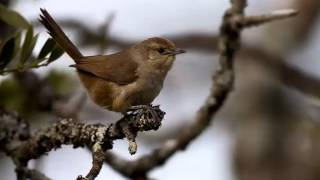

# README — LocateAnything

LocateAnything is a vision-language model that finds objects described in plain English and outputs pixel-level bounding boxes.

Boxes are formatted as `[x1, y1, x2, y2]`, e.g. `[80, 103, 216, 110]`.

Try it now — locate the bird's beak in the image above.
[165, 49, 186, 56]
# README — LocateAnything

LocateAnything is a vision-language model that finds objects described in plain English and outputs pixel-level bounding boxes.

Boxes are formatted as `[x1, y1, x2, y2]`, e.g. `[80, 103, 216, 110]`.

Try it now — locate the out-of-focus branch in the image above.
[32, 0, 320, 54]
[234, 1, 320, 179]
[240, 9, 298, 27]
[290, 0, 320, 47]
[16, 167, 51, 180]
[241, 46, 320, 99]
[259, 0, 320, 54]
[33, 19, 219, 53]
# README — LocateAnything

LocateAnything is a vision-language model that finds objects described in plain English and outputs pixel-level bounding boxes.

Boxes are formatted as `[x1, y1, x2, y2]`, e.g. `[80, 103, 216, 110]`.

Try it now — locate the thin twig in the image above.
[240, 9, 299, 28]
[0, 62, 51, 75]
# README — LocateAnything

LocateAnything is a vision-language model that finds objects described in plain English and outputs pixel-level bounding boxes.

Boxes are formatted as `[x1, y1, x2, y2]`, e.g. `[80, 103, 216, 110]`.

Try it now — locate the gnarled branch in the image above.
[0, 105, 164, 180]
[104, 1, 298, 179]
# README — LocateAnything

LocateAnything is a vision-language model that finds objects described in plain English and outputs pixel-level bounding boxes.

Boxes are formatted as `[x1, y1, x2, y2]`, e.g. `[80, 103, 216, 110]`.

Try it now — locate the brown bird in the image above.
[39, 9, 185, 114]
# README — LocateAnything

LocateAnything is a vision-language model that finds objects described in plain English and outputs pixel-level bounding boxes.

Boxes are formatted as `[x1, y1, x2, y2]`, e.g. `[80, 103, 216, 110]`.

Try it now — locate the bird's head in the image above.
[132, 37, 185, 71]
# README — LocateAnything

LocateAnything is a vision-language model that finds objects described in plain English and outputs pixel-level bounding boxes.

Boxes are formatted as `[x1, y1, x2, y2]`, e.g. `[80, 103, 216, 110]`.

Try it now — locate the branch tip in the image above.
[241, 9, 299, 28]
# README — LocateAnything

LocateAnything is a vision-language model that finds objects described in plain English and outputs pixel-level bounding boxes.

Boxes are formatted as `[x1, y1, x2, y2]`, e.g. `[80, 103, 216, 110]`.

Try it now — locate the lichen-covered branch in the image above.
[77, 148, 105, 180]
[0, 105, 164, 180]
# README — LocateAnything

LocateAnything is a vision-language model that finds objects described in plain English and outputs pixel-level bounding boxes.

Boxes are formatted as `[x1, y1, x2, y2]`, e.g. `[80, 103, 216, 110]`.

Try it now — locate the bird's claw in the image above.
[126, 104, 161, 122]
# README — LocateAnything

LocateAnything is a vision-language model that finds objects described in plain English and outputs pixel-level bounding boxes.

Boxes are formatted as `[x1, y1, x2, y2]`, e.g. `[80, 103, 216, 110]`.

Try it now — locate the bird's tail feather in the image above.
[39, 8, 83, 62]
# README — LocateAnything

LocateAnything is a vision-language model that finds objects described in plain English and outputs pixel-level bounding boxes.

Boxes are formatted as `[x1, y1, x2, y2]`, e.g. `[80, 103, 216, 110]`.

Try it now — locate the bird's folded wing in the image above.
[71, 54, 138, 85]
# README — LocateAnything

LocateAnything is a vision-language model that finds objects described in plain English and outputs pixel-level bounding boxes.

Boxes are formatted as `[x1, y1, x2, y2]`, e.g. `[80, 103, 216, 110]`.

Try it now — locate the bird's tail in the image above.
[39, 8, 83, 62]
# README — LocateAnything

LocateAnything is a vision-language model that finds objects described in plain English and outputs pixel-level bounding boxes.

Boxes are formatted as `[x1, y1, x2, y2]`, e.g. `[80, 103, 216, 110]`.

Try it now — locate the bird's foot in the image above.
[127, 104, 163, 122]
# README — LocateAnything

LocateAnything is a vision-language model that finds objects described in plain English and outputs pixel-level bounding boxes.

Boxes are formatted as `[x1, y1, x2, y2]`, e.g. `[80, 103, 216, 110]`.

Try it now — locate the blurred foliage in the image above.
[46, 70, 76, 96]
[0, 77, 25, 111]
[0, 70, 76, 113]
[0, 4, 64, 75]
[0, 4, 29, 29]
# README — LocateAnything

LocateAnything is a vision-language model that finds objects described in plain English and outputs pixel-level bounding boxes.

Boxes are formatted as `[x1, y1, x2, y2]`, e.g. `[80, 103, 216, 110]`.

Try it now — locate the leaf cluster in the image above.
[0, 5, 64, 75]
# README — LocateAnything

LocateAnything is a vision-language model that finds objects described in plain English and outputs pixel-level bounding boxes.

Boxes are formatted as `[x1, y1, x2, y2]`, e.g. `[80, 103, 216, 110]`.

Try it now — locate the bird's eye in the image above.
[158, 48, 165, 54]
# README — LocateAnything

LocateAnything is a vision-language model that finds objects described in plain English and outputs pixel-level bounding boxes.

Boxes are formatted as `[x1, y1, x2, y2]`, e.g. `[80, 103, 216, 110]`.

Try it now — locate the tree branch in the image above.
[104, 1, 298, 179]
[77, 148, 105, 180]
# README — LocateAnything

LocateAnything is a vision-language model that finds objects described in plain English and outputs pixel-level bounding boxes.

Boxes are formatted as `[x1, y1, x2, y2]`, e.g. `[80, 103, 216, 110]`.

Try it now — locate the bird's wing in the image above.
[71, 53, 138, 85]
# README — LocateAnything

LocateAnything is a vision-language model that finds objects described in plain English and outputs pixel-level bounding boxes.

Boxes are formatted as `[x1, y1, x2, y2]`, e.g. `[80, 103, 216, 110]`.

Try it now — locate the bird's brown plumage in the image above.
[71, 53, 139, 85]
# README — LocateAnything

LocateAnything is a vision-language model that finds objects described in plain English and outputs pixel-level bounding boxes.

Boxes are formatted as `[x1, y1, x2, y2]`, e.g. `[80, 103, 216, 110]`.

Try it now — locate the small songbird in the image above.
[39, 9, 185, 113]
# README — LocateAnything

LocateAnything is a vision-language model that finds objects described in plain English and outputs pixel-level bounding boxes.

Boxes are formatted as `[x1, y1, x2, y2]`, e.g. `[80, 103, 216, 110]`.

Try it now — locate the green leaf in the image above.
[25, 34, 39, 64]
[37, 38, 56, 60]
[20, 26, 37, 64]
[0, 37, 15, 70]
[48, 45, 64, 62]
[0, 4, 30, 29]
[13, 32, 22, 56]
[5, 32, 23, 68]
